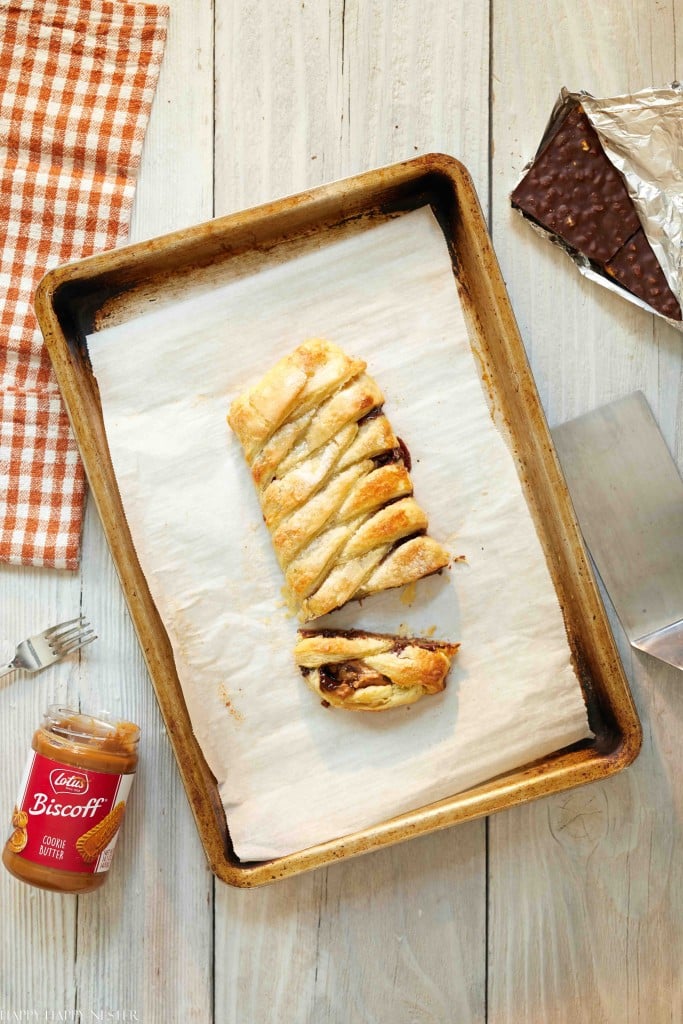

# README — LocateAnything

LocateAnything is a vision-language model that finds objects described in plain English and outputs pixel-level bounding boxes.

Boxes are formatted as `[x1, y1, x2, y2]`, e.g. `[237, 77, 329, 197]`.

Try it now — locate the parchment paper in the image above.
[87, 207, 591, 861]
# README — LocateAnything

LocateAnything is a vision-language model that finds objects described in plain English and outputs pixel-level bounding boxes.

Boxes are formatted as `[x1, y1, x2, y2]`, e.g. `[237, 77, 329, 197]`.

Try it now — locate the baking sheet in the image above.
[87, 206, 591, 861]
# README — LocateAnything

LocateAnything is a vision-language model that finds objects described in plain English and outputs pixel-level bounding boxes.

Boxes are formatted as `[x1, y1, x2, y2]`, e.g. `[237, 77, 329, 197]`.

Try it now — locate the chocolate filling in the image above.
[357, 406, 384, 425]
[317, 660, 391, 694]
[298, 628, 453, 653]
[371, 437, 412, 472]
[396, 437, 412, 471]
[372, 446, 403, 469]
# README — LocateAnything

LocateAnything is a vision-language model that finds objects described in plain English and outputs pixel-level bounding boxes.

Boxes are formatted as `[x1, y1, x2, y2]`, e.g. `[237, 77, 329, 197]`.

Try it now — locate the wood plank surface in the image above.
[1, 0, 682, 1020]
[73, 2, 215, 1021]
[213, 2, 489, 1022]
[489, 2, 683, 1022]
[0, 0, 214, 1019]
[0, 564, 80, 1012]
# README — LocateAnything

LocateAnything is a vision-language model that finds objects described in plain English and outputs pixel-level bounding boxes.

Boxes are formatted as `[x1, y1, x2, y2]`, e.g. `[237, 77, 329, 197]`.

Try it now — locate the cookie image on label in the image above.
[76, 801, 126, 864]
[11, 806, 28, 829]
[8, 827, 28, 853]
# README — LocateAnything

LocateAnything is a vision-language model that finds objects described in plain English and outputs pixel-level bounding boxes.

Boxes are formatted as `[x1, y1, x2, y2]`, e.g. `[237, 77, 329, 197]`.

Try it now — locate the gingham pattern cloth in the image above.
[0, 0, 168, 569]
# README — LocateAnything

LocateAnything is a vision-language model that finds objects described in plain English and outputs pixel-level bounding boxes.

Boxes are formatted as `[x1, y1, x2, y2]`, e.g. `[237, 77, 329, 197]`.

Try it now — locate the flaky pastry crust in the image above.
[228, 339, 450, 621]
[295, 629, 460, 710]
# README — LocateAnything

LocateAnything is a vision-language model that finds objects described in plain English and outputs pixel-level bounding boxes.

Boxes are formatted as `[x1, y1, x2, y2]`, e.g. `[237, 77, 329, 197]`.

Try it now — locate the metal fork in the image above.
[0, 617, 97, 679]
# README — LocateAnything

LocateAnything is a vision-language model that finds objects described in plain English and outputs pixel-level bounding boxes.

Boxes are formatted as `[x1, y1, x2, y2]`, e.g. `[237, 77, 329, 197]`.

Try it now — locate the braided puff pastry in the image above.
[227, 339, 450, 621]
[295, 629, 459, 710]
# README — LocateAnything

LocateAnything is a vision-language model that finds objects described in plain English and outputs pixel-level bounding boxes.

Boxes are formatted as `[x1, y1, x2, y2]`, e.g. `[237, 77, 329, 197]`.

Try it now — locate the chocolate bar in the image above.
[605, 229, 682, 322]
[512, 102, 681, 321]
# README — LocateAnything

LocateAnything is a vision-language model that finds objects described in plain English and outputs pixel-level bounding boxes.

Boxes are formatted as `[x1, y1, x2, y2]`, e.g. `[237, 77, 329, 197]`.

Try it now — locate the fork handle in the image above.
[0, 661, 18, 680]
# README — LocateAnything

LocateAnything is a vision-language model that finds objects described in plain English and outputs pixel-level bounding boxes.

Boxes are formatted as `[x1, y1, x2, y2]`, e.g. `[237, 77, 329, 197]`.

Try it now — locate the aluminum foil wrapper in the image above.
[516, 84, 683, 329]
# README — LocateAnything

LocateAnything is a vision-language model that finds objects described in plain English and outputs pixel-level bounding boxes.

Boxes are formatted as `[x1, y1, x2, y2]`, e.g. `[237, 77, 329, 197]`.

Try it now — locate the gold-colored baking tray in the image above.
[35, 155, 642, 887]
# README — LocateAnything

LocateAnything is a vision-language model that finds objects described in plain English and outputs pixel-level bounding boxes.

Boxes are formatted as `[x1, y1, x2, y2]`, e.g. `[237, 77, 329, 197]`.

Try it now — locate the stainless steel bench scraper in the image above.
[552, 390, 683, 670]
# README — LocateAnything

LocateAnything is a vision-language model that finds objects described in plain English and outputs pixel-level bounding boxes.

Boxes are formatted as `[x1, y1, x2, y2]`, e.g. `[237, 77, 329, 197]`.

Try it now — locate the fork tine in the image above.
[55, 627, 96, 650]
[49, 622, 92, 649]
[43, 616, 86, 640]
[57, 632, 97, 656]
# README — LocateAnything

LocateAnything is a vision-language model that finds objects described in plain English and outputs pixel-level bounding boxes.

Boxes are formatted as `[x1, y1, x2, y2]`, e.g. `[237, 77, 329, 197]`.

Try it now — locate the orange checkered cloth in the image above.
[0, 0, 168, 569]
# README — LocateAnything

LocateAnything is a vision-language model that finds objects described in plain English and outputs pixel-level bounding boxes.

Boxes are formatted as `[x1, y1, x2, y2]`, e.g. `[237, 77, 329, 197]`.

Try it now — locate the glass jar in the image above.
[2, 706, 140, 894]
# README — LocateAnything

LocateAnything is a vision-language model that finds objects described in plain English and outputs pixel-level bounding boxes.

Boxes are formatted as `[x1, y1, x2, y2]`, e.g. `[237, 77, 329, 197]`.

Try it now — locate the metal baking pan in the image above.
[35, 155, 642, 886]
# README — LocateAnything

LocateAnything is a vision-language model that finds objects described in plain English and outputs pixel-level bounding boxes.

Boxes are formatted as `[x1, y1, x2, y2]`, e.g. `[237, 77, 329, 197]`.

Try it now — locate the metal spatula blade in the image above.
[552, 391, 683, 671]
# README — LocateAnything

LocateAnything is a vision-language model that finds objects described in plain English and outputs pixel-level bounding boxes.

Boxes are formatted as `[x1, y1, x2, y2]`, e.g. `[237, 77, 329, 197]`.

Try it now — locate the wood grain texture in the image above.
[213, 1, 488, 1021]
[214, 0, 345, 215]
[0, 0, 214, 1019]
[214, 0, 489, 213]
[2, 0, 683, 1019]
[0, 549, 82, 1009]
[216, 828, 485, 1024]
[73, 2, 215, 1021]
[490, 2, 683, 1021]
[340, 0, 489, 199]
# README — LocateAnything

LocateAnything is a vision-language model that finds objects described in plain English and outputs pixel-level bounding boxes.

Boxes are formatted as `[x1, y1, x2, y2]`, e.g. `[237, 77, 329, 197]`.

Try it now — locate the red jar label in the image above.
[7, 751, 134, 874]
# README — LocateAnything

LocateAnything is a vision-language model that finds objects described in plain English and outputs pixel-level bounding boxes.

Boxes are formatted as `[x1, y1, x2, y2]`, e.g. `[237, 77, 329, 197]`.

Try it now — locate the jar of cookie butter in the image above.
[2, 706, 139, 894]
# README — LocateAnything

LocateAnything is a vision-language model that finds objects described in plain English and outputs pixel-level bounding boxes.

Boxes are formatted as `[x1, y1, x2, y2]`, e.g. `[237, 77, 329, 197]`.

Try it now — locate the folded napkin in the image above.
[0, 0, 168, 569]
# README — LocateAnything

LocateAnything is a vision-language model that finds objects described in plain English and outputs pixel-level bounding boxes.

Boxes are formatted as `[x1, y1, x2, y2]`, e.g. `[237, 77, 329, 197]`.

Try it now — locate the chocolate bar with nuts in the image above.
[512, 102, 681, 321]
[605, 229, 682, 322]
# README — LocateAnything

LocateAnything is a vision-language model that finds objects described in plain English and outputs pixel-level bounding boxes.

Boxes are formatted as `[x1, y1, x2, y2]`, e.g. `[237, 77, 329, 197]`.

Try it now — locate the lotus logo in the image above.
[49, 769, 89, 795]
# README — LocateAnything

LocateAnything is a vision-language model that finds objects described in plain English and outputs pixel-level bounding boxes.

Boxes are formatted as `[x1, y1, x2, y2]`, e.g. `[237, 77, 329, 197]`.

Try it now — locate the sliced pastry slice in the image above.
[295, 629, 460, 711]
[227, 339, 450, 621]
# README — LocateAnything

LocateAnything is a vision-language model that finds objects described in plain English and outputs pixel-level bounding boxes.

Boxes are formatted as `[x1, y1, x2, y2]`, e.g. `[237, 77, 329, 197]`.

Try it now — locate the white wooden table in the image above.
[2, 2, 682, 1020]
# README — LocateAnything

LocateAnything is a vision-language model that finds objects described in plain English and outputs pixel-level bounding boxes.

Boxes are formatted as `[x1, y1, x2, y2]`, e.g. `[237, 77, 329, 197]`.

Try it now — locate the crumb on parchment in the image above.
[218, 684, 244, 722]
